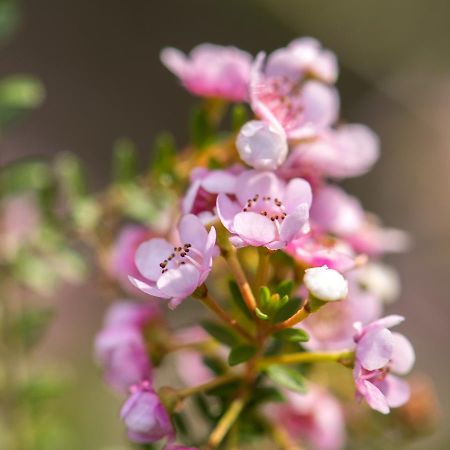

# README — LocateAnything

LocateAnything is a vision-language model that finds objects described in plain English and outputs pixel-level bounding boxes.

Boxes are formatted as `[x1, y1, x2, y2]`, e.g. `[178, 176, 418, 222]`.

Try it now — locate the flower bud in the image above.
[304, 266, 348, 302]
[121, 381, 174, 443]
[236, 120, 288, 170]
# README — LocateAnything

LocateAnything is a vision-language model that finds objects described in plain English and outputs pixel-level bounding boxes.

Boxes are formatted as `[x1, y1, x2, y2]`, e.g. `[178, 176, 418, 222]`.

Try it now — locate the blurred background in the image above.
[1, 0, 449, 449]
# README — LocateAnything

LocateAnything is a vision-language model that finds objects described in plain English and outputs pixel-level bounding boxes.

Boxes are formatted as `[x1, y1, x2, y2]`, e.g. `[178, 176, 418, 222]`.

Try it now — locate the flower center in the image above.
[159, 243, 202, 273]
[242, 194, 287, 223]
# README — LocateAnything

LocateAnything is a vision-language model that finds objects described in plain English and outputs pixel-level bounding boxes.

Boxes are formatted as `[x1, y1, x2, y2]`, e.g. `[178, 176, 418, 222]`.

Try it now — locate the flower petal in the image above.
[233, 212, 276, 246]
[178, 214, 208, 251]
[135, 238, 173, 281]
[216, 193, 241, 232]
[361, 380, 390, 414]
[378, 374, 410, 408]
[283, 178, 312, 211]
[156, 264, 200, 301]
[390, 332, 415, 375]
[279, 204, 309, 243]
[128, 276, 170, 299]
[357, 328, 393, 371]
[235, 170, 283, 206]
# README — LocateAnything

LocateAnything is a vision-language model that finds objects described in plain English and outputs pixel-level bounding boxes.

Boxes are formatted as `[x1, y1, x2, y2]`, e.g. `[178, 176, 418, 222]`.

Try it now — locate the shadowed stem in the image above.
[255, 247, 271, 291]
[258, 350, 355, 369]
[223, 246, 257, 314]
[272, 301, 311, 332]
[176, 373, 241, 399]
[206, 396, 247, 450]
[196, 287, 254, 342]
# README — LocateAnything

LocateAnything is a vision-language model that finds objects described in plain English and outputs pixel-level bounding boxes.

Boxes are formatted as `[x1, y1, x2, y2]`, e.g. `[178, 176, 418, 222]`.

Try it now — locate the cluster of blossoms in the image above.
[95, 37, 416, 450]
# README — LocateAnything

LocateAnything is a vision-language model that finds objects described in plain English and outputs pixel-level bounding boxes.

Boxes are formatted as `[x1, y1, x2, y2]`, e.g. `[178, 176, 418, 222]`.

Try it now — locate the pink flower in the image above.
[103, 300, 162, 328]
[217, 170, 312, 249]
[165, 444, 198, 450]
[285, 234, 357, 272]
[310, 185, 365, 238]
[236, 120, 288, 170]
[280, 124, 379, 180]
[266, 385, 346, 450]
[353, 315, 415, 414]
[129, 215, 217, 309]
[250, 50, 339, 140]
[121, 380, 174, 443]
[95, 325, 152, 393]
[161, 44, 252, 101]
[109, 225, 154, 288]
[183, 167, 241, 224]
[302, 272, 382, 351]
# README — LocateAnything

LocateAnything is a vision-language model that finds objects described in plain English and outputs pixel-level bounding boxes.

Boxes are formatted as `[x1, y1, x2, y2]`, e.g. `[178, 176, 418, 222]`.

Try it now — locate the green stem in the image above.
[255, 247, 271, 291]
[195, 288, 254, 342]
[206, 396, 247, 449]
[176, 373, 241, 399]
[258, 350, 355, 369]
[223, 247, 257, 314]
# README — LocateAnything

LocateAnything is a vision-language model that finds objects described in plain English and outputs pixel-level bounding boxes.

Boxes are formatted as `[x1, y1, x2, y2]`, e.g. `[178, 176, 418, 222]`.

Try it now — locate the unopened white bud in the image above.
[304, 266, 348, 302]
[236, 120, 288, 170]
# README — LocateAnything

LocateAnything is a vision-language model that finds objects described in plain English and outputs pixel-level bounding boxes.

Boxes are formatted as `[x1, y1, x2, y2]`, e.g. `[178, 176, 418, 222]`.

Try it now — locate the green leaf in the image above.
[231, 104, 248, 132]
[247, 386, 285, 406]
[202, 356, 227, 376]
[201, 320, 238, 347]
[273, 297, 302, 323]
[265, 365, 307, 394]
[55, 153, 87, 201]
[275, 280, 294, 299]
[112, 137, 138, 183]
[0, 160, 52, 195]
[151, 132, 177, 177]
[255, 307, 269, 321]
[190, 105, 214, 149]
[0, 75, 45, 127]
[273, 328, 309, 343]
[259, 286, 271, 310]
[229, 280, 251, 319]
[228, 344, 257, 366]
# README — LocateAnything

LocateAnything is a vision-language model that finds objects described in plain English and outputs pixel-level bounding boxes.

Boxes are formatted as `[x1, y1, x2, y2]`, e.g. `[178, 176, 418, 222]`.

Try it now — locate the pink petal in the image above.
[216, 193, 241, 232]
[160, 47, 188, 78]
[156, 264, 200, 301]
[135, 238, 173, 281]
[357, 328, 393, 371]
[390, 332, 415, 375]
[202, 170, 237, 194]
[233, 212, 276, 246]
[283, 178, 312, 211]
[279, 204, 309, 243]
[361, 380, 390, 414]
[235, 170, 283, 206]
[378, 375, 410, 408]
[182, 179, 202, 214]
[178, 214, 208, 251]
[128, 276, 170, 299]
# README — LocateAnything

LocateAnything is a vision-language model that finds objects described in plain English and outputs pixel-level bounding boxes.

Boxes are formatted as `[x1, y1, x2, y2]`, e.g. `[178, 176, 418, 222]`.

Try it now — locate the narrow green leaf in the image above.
[259, 286, 271, 310]
[273, 297, 302, 323]
[190, 106, 213, 149]
[112, 137, 138, 184]
[152, 132, 177, 176]
[275, 280, 294, 299]
[255, 307, 269, 321]
[228, 344, 257, 366]
[229, 280, 251, 319]
[201, 320, 238, 347]
[273, 328, 310, 343]
[265, 365, 307, 394]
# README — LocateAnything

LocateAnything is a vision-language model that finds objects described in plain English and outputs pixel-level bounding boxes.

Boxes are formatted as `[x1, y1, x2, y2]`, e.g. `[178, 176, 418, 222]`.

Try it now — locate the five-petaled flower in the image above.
[129, 215, 217, 309]
[217, 170, 312, 249]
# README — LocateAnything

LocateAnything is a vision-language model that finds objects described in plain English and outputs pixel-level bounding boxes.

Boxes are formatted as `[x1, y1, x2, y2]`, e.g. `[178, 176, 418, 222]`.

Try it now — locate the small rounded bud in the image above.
[236, 120, 288, 170]
[304, 266, 348, 302]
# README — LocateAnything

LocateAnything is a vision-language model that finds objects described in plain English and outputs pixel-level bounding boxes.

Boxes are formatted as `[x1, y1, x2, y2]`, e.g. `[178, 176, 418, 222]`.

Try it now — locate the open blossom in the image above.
[121, 380, 174, 443]
[129, 215, 217, 309]
[353, 315, 415, 414]
[95, 324, 152, 393]
[236, 120, 288, 170]
[217, 170, 312, 249]
[160, 44, 252, 101]
[250, 46, 339, 140]
[304, 266, 348, 302]
[280, 124, 380, 181]
[265, 385, 346, 450]
[182, 166, 241, 224]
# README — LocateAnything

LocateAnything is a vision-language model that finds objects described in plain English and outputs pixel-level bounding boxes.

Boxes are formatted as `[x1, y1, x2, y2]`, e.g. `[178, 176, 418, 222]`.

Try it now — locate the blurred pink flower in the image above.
[183, 166, 241, 224]
[236, 120, 288, 170]
[109, 225, 154, 288]
[165, 445, 198, 450]
[95, 325, 152, 393]
[217, 170, 312, 249]
[250, 49, 339, 140]
[103, 300, 162, 328]
[353, 315, 415, 414]
[176, 350, 215, 387]
[161, 44, 252, 101]
[130, 215, 217, 309]
[121, 380, 174, 443]
[266, 385, 346, 450]
[280, 124, 379, 180]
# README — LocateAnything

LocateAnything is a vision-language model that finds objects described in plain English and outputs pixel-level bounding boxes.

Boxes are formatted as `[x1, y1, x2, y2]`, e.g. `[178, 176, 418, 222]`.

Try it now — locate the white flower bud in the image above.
[304, 266, 348, 302]
[236, 120, 288, 170]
